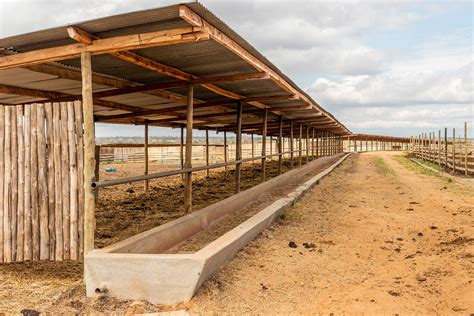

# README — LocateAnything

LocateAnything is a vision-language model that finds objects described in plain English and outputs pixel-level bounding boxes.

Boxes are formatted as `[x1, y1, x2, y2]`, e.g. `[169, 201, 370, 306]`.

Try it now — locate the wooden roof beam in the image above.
[0, 83, 144, 112]
[67, 26, 273, 110]
[94, 94, 295, 122]
[90, 72, 270, 99]
[0, 27, 209, 70]
[178, 6, 343, 121]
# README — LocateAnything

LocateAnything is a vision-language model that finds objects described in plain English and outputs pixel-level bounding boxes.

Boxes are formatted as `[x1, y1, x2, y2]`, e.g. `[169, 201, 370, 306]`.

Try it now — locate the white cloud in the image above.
[308, 61, 473, 108]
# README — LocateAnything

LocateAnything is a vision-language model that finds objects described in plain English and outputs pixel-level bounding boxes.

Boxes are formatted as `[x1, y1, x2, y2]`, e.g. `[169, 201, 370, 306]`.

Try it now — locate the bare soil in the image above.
[96, 158, 296, 248]
[1, 152, 472, 314]
[188, 151, 474, 314]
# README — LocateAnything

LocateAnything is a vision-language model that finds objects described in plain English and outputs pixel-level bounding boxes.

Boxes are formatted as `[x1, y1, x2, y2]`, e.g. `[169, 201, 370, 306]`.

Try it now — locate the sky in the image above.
[0, 0, 472, 138]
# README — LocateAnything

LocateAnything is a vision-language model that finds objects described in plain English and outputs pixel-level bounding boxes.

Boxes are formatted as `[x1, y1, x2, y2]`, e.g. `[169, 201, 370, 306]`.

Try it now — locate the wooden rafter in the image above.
[94, 94, 294, 122]
[0, 83, 144, 112]
[66, 26, 273, 110]
[0, 27, 209, 69]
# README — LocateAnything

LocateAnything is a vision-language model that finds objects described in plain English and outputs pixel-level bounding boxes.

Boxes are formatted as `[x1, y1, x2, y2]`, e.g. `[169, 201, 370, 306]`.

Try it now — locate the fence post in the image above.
[465, 122, 468, 176]
[452, 128, 456, 173]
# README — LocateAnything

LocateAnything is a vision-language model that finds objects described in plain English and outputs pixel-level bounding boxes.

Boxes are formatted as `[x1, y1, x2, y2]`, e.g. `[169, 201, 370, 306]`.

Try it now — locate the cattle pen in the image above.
[0, 2, 417, 304]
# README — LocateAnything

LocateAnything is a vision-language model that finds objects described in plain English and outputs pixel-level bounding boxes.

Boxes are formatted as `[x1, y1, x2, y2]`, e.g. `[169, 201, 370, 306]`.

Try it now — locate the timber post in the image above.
[235, 101, 242, 193]
[184, 84, 193, 213]
[81, 51, 96, 256]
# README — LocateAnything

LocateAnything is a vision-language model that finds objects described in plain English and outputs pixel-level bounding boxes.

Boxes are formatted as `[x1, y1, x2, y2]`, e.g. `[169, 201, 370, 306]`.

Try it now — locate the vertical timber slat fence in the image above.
[0, 102, 84, 262]
[410, 123, 473, 176]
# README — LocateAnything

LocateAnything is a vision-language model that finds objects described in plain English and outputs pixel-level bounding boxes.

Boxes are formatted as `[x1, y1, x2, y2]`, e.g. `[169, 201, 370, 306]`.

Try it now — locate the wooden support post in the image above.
[438, 130, 441, 166]
[298, 123, 302, 167]
[184, 84, 193, 213]
[306, 125, 309, 163]
[251, 133, 254, 160]
[278, 116, 283, 175]
[81, 51, 96, 255]
[290, 120, 294, 169]
[452, 128, 456, 172]
[464, 122, 468, 176]
[144, 121, 149, 191]
[223, 131, 228, 171]
[180, 125, 184, 177]
[235, 101, 242, 193]
[0, 106, 3, 262]
[311, 128, 315, 159]
[261, 109, 268, 181]
[316, 132, 320, 157]
[205, 128, 209, 177]
[269, 136, 273, 161]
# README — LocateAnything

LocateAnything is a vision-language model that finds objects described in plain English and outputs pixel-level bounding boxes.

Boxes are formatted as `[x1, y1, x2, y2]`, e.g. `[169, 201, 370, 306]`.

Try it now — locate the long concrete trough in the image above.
[85, 153, 351, 304]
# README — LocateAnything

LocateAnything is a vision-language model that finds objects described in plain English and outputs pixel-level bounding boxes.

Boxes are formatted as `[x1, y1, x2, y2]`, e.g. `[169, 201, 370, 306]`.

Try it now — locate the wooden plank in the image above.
[44, 103, 55, 259]
[60, 102, 70, 259]
[11, 107, 18, 260]
[74, 101, 84, 259]
[0, 106, 4, 262]
[235, 101, 242, 193]
[22, 104, 32, 260]
[30, 105, 40, 260]
[37, 104, 49, 260]
[67, 102, 79, 260]
[261, 109, 268, 181]
[82, 52, 96, 255]
[16, 105, 25, 261]
[0, 27, 209, 69]
[3, 107, 12, 262]
[184, 84, 194, 213]
[52, 103, 63, 260]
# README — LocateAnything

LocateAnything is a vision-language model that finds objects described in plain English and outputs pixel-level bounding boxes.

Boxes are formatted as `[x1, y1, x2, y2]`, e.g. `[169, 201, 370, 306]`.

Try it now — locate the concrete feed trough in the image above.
[85, 153, 350, 304]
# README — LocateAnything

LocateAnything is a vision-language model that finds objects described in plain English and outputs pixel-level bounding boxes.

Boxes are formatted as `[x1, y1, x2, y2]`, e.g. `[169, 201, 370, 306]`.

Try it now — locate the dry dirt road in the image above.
[188, 151, 474, 314]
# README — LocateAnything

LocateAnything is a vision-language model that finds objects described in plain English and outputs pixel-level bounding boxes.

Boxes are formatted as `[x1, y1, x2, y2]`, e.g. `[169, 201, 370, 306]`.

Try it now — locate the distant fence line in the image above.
[98, 139, 283, 165]
[410, 123, 473, 176]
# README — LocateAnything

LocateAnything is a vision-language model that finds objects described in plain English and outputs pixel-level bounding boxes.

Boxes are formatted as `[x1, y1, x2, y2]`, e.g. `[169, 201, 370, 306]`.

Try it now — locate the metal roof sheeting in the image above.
[0, 1, 351, 135]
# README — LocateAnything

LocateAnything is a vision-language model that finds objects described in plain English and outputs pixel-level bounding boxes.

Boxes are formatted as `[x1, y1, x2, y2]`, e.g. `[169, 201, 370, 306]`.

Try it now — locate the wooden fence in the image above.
[0, 102, 84, 262]
[410, 125, 473, 176]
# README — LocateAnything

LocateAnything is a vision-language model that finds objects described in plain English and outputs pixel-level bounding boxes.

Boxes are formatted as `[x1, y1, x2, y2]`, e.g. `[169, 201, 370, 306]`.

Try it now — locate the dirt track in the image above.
[0, 152, 472, 314]
[188, 152, 474, 314]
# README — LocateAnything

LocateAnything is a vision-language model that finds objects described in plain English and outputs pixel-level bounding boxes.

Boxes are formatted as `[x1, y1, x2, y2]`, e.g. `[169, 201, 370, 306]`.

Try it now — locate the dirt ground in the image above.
[188, 151, 474, 314]
[1, 152, 473, 314]
[96, 158, 295, 248]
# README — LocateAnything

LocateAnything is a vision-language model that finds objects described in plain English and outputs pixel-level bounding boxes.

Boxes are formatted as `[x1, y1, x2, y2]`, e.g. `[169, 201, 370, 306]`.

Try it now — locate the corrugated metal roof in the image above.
[0, 1, 351, 135]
